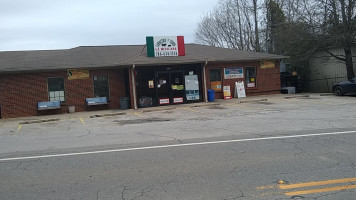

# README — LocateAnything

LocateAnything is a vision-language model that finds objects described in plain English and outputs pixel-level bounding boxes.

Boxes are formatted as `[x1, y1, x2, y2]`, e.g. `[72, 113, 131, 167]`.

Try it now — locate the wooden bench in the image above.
[37, 101, 61, 115]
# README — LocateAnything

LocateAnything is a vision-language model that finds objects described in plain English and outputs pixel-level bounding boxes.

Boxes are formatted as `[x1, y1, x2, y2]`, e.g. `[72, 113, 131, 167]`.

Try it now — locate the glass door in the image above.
[156, 71, 185, 105]
[156, 72, 170, 105]
[170, 72, 185, 104]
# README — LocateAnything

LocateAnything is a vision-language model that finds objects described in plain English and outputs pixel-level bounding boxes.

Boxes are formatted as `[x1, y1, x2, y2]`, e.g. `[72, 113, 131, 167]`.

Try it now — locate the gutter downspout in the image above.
[203, 60, 208, 103]
[131, 65, 138, 109]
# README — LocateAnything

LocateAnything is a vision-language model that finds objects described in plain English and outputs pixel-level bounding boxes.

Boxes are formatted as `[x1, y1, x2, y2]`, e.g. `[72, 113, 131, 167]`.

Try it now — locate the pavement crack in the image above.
[225, 188, 244, 199]
[139, 185, 155, 200]
[136, 132, 183, 144]
[121, 186, 127, 200]
[67, 121, 75, 131]
[96, 189, 100, 200]
[281, 140, 312, 156]
[75, 128, 93, 138]
[9, 159, 41, 171]
[160, 185, 168, 194]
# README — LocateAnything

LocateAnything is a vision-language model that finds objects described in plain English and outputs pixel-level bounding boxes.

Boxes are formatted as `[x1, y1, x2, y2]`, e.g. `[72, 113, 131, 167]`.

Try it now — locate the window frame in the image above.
[93, 74, 110, 99]
[47, 77, 65, 102]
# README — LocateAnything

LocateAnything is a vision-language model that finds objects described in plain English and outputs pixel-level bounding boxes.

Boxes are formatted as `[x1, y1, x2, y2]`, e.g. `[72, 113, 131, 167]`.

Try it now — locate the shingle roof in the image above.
[0, 44, 288, 73]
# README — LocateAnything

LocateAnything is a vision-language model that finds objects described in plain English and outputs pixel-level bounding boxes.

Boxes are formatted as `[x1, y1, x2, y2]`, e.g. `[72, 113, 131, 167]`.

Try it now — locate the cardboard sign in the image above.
[223, 86, 232, 99]
[235, 81, 246, 98]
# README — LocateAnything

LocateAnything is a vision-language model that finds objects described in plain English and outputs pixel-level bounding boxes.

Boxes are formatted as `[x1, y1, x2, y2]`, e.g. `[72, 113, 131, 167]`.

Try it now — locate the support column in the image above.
[129, 65, 138, 109]
[202, 61, 208, 102]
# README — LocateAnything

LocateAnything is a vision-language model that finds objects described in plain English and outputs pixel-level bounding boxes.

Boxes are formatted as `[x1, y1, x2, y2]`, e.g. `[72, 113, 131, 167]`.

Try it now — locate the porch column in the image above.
[129, 65, 138, 109]
[203, 60, 208, 102]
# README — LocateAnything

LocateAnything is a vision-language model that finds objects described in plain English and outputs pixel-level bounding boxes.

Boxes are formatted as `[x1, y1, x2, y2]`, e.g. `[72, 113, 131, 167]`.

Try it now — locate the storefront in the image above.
[206, 60, 281, 99]
[135, 64, 203, 107]
[0, 36, 287, 118]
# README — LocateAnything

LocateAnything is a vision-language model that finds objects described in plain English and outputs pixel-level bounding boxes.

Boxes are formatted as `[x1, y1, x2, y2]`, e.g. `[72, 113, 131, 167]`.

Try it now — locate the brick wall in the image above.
[0, 69, 127, 118]
[206, 61, 281, 99]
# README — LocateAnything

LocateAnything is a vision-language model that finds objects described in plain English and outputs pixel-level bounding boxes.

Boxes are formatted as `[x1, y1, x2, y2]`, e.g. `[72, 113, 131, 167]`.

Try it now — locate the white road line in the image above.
[0, 130, 355, 162]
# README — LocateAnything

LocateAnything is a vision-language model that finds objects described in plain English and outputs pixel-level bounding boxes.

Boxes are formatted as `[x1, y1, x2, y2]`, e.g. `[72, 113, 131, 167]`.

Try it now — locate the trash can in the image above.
[120, 97, 130, 110]
[68, 106, 75, 113]
[208, 89, 215, 102]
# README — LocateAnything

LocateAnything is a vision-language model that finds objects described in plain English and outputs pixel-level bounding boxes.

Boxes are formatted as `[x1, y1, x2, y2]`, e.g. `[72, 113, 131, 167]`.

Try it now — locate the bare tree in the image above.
[195, 0, 263, 52]
[253, 0, 261, 51]
[195, 0, 355, 80]
[319, 0, 356, 80]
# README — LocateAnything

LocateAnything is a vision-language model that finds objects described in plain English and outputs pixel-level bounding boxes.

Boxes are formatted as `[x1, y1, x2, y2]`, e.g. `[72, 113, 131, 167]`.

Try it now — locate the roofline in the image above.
[0, 56, 288, 74]
[0, 64, 131, 74]
[128, 57, 288, 67]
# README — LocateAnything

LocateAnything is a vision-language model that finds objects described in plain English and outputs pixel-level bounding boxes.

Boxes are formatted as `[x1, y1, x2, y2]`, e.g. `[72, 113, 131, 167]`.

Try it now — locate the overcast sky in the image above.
[0, 0, 219, 51]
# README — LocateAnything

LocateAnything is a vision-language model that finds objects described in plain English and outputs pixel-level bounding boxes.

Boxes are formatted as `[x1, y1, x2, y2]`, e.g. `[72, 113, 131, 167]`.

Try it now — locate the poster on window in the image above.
[247, 82, 256, 88]
[148, 80, 154, 88]
[224, 67, 243, 79]
[235, 81, 246, 98]
[211, 81, 222, 91]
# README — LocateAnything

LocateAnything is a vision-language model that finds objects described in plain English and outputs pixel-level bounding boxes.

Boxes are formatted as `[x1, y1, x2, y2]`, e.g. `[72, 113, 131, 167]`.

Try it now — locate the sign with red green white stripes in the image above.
[146, 36, 185, 57]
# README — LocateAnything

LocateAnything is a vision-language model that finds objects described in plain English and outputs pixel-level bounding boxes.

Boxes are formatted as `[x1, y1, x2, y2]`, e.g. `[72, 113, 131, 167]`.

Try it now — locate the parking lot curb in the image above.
[320, 93, 334, 96]
[239, 98, 268, 103]
[142, 107, 176, 113]
[191, 103, 220, 107]
[19, 118, 60, 125]
[90, 112, 126, 118]
[284, 95, 310, 99]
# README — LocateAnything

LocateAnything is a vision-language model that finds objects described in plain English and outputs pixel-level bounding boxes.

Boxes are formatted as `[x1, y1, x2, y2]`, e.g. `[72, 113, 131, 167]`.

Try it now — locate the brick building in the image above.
[0, 42, 287, 118]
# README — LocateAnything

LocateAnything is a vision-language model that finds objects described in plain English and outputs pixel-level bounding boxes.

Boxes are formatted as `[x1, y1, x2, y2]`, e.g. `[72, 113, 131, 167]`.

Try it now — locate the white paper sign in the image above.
[235, 81, 246, 98]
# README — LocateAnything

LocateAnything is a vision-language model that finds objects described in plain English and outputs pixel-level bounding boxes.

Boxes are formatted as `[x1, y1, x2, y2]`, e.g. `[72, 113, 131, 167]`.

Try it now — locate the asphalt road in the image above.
[0, 130, 355, 200]
[0, 94, 355, 199]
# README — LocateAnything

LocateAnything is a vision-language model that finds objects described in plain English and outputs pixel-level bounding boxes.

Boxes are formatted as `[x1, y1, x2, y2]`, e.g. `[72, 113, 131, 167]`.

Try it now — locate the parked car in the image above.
[332, 77, 356, 96]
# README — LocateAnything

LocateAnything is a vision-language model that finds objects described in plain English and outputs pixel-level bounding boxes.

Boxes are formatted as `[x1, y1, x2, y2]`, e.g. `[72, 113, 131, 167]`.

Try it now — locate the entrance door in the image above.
[156, 72, 171, 105]
[156, 71, 184, 105]
[170, 72, 185, 104]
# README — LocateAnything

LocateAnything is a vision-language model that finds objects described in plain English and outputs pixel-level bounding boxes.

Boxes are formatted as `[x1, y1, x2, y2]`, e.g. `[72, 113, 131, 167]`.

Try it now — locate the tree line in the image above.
[195, 0, 356, 80]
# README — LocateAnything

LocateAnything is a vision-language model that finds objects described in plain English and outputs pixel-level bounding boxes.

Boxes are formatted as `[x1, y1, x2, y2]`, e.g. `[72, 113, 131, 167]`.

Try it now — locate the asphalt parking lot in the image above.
[1, 93, 356, 200]
[0, 93, 355, 155]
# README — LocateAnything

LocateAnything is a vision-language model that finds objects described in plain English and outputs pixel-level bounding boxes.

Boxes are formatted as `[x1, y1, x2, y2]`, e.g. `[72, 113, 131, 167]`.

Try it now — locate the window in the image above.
[245, 67, 256, 88]
[47, 77, 65, 102]
[93, 75, 109, 99]
[209, 69, 222, 91]
[209, 69, 221, 82]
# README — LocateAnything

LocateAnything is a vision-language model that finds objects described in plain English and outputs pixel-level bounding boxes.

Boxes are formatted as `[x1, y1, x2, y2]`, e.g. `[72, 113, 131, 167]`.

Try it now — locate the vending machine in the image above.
[185, 75, 200, 101]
